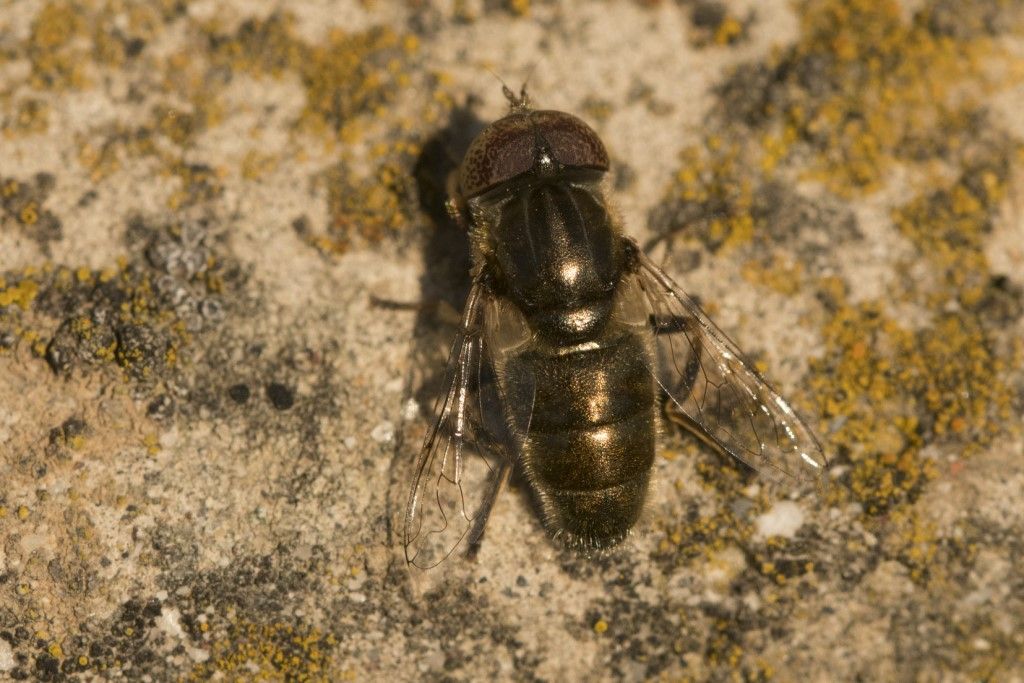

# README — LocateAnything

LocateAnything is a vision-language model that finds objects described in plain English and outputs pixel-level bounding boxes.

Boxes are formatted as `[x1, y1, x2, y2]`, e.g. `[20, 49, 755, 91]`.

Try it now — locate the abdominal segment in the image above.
[510, 330, 657, 549]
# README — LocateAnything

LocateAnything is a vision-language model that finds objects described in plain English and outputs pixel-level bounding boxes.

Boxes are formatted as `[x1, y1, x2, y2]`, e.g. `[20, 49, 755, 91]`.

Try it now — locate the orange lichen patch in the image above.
[1, 174, 63, 244]
[240, 149, 280, 181]
[713, 16, 744, 45]
[506, 0, 531, 17]
[76, 125, 164, 183]
[740, 252, 805, 296]
[704, 619, 745, 670]
[21, 1, 172, 91]
[153, 105, 202, 148]
[188, 621, 339, 681]
[166, 162, 225, 210]
[892, 141, 1019, 308]
[653, 140, 759, 250]
[882, 508, 943, 585]
[726, 0, 1019, 195]
[0, 279, 40, 310]
[25, 1, 91, 90]
[74, 113, 227, 203]
[809, 285, 1016, 514]
[195, 12, 434, 251]
[301, 144, 421, 256]
[655, 486, 755, 565]
[298, 26, 415, 138]
[659, 1, 1023, 257]
[204, 13, 417, 140]
[204, 13, 305, 78]
[689, 4, 750, 48]
[1, 98, 52, 137]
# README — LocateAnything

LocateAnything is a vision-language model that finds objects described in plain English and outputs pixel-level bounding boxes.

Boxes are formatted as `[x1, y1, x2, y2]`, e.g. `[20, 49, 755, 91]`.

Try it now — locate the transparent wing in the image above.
[403, 277, 534, 569]
[623, 244, 828, 487]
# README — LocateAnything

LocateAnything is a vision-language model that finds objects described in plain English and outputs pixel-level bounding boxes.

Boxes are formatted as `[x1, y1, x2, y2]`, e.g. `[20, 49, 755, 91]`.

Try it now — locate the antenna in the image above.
[486, 65, 534, 112]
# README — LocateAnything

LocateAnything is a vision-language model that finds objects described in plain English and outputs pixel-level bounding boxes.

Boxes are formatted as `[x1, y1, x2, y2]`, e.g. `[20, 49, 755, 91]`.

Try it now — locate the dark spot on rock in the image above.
[266, 382, 294, 410]
[44, 325, 77, 374]
[975, 273, 1023, 324]
[34, 173, 56, 193]
[144, 598, 162, 619]
[49, 417, 87, 445]
[147, 394, 175, 420]
[692, 1, 726, 29]
[125, 37, 147, 58]
[228, 383, 251, 404]
[77, 190, 98, 207]
[34, 653, 60, 680]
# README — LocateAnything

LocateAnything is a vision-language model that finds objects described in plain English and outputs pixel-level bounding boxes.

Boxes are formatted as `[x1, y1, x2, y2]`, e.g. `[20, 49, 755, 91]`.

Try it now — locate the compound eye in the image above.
[530, 110, 609, 172]
[459, 115, 537, 199]
[459, 110, 610, 198]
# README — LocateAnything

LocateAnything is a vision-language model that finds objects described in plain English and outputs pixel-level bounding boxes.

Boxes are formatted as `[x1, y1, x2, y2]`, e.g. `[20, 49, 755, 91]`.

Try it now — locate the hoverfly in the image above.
[404, 86, 827, 569]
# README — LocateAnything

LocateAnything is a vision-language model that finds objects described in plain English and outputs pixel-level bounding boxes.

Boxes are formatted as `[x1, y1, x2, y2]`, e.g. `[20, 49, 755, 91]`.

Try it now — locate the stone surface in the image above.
[1, 0, 1023, 680]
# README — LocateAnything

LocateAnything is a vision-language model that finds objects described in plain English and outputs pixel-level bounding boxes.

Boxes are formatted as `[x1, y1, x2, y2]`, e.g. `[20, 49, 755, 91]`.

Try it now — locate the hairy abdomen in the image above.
[511, 329, 656, 549]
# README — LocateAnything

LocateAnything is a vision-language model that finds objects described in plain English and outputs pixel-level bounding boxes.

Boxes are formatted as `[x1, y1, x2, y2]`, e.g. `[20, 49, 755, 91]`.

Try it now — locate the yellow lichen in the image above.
[204, 14, 416, 140]
[714, 16, 744, 45]
[188, 621, 337, 681]
[507, 0, 531, 17]
[27, 2, 90, 90]
[765, 0, 1012, 194]
[656, 485, 755, 565]
[240, 149, 279, 181]
[740, 253, 805, 295]
[809, 285, 1015, 513]
[299, 26, 413, 137]
[892, 142, 1019, 308]
[143, 433, 161, 455]
[302, 145, 421, 255]
[0, 280, 39, 310]
[656, 140, 759, 250]
[2, 98, 51, 137]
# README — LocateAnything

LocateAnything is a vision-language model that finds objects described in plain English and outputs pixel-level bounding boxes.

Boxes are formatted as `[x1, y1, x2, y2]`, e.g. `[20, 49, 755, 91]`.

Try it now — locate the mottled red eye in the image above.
[459, 109, 609, 198]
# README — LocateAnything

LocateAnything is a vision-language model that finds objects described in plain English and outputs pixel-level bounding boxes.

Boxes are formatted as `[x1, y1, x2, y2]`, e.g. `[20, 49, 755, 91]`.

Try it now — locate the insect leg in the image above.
[651, 313, 732, 459]
[466, 453, 512, 561]
[445, 170, 471, 231]
[649, 313, 703, 403]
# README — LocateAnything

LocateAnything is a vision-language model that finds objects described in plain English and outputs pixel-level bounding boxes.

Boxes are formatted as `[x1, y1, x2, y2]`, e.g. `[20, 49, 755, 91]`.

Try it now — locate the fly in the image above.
[404, 86, 828, 569]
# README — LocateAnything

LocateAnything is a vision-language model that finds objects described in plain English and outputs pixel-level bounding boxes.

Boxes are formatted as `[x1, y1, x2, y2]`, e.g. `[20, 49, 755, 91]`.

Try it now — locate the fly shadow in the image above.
[384, 97, 490, 580]
[405, 97, 487, 407]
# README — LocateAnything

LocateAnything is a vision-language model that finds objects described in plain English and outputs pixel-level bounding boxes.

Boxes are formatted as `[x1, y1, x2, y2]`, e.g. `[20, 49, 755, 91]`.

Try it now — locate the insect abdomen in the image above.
[518, 331, 656, 549]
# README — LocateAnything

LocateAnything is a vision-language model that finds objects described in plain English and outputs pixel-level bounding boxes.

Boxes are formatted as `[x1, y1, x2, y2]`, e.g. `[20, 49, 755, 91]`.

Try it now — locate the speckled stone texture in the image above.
[1, 1, 1023, 681]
